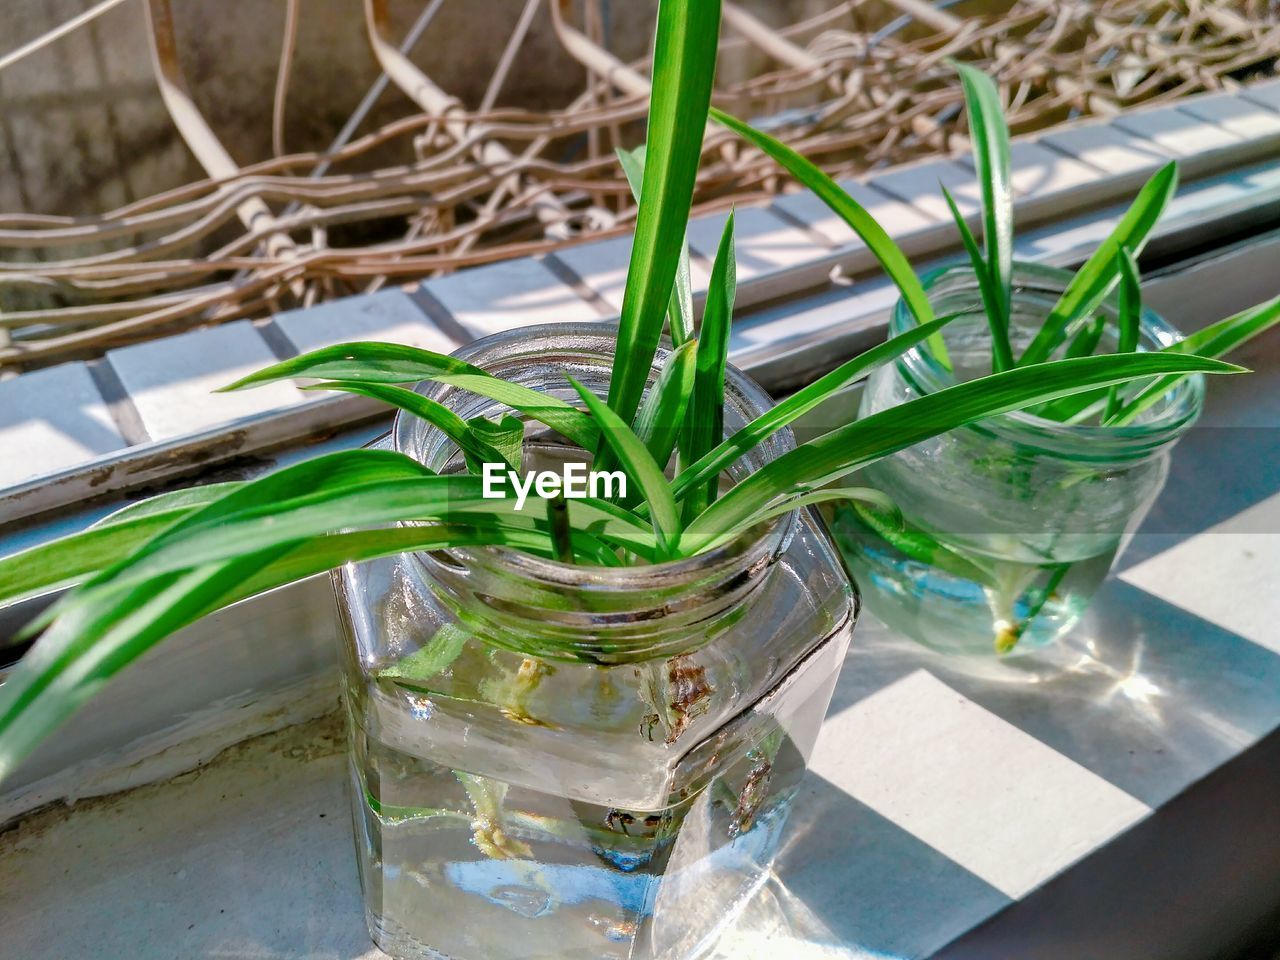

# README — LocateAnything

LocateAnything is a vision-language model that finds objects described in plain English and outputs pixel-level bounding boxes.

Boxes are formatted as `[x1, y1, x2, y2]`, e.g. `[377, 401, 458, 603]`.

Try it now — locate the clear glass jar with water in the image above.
[834, 263, 1203, 661]
[333, 326, 857, 960]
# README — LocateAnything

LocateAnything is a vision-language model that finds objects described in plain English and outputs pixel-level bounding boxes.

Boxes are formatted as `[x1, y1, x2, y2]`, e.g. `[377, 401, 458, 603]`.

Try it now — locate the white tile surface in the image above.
[811, 670, 1151, 899]
[1240, 77, 1280, 114]
[1177, 92, 1280, 140]
[1039, 121, 1173, 176]
[998, 140, 1107, 200]
[729, 280, 897, 359]
[1120, 495, 1280, 655]
[106, 321, 307, 441]
[423, 257, 603, 338]
[273, 289, 455, 354]
[771, 180, 936, 247]
[551, 233, 710, 311]
[685, 206, 832, 282]
[0, 363, 127, 486]
[869, 159, 982, 222]
[1014, 214, 1116, 261]
[1112, 104, 1242, 157]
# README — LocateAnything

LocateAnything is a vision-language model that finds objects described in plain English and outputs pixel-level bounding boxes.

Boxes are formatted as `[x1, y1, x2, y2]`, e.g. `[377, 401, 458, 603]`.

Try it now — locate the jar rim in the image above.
[893, 261, 1205, 457]
[391, 322, 797, 588]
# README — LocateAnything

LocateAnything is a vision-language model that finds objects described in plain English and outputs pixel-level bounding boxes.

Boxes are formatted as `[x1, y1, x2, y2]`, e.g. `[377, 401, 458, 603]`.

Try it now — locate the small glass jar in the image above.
[333, 325, 857, 960]
[834, 263, 1203, 661]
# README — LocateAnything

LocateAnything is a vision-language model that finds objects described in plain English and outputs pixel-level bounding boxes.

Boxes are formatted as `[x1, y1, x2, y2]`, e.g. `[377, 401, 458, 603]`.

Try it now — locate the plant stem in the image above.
[546, 493, 575, 564]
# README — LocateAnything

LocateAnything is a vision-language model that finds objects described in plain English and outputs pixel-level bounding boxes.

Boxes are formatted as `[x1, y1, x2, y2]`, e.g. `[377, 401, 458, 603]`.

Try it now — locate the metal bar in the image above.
[143, 0, 297, 262]
[479, 0, 542, 114]
[309, 0, 447, 183]
[0, 0, 132, 74]
[878, 0, 1115, 115]
[364, 0, 568, 228]
[720, 1, 952, 149]
[722, 3, 823, 73]
[548, 0, 650, 97]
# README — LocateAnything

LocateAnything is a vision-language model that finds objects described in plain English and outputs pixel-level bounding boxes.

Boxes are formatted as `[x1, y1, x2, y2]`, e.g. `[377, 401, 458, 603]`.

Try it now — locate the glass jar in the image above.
[833, 262, 1203, 662]
[333, 325, 857, 960]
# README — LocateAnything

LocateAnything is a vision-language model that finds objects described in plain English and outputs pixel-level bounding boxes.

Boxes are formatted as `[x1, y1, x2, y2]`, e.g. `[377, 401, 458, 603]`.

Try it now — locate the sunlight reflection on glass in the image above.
[701, 870, 905, 960]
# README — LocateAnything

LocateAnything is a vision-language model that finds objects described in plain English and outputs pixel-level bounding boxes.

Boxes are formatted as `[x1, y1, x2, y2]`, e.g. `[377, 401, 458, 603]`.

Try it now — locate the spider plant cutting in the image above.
[711, 64, 1280, 660]
[0, 5, 1244, 957]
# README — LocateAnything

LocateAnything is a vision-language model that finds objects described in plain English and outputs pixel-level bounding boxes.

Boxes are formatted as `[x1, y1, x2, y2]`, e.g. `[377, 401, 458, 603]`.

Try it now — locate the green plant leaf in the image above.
[709, 105, 948, 368]
[1019, 162, 1179, 365]
[0, 556, 281, 783]
[221, 340, 477, 389]
[617, 145, 695, 346]
[1115, 248, 1142, 355]
[682, 211, 736, 521]
[428, 373, 597, 449]
[16, 453, 441, 617]
[14, 450, 658, 631]
[221, 342, 597, 449]
[302, 381, 507, 471]
[1105, 293, 1280, 425]
[1161, 293, 1280, 359]
[606, 0, 721, 431]
[666, 314, 958, 505]
[570, 376, 682, 556]
[0, 507, 192, 608]
[545, 494, 575, 564]
[942, 184, 1013, 372]
[634, 338, 698, 470]
[76, 480, 660, 588]
[467, 414, 525, 470]
[685, 352, 1243, 538]
[0, 483, 244, 630]
[89, 482, 246, 528]
[683, 487, 901, 554]
[12, 452, 659, 642]
[1037, 248, 1146, 421]
[1031, 316, 1110, 420]
[1103, 247, 1143, 420]
[840, 501, 996, 585]
[0, 519, 571, 782]
[378, 624, 471, 684]
[1064, 315, 1106, 359]
[954, 61, 1013, 361]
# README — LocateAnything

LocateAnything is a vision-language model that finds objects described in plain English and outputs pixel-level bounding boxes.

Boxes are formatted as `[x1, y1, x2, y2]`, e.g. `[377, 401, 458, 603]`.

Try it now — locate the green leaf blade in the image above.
[1020, 162, 1179, 366]
[617, 145, 695, 346]
[220, 341, 477, 390]
[606, 0, 722, 429]
[303, 381, 506, 471]
[954, 62, 1014, 360]
[686, 352, 1243, 539]
[1103, 247, 1144, 420]
[634, 338, 698, 470]
[1106, 293, 1280, 425]
[683, 211, 736, 520]
[569, 377, 682, 555]
[942, 185, 1013, 372]
[668, 313, 959, 504]
[709, 106, 946, 367]
[220, 341, 597, 449]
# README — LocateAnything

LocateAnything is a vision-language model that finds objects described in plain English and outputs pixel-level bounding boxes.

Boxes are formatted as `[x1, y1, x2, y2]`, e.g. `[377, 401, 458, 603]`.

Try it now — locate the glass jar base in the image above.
[350, 744, 796, 960]
[833, 508, 1113, 677]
